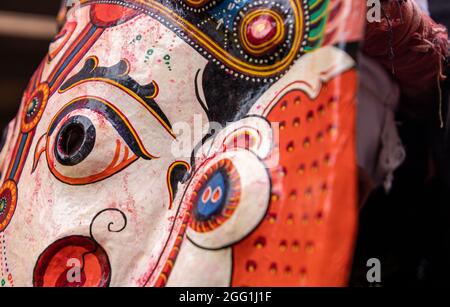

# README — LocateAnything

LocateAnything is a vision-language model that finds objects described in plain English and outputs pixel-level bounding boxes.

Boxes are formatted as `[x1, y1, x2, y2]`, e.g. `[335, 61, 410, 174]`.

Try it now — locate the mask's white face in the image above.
[0, 5, 209, 287]
[0, 0, 363, 287]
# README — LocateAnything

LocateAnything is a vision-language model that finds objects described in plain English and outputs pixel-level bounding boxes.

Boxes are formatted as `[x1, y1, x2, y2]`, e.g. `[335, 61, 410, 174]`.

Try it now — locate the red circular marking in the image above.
[240, 8, 286, 57]
[90, 4, 139, 28]
[33, 235, 111, 287]
[246, 14, 277, 46]
[201, 186, 212, 203]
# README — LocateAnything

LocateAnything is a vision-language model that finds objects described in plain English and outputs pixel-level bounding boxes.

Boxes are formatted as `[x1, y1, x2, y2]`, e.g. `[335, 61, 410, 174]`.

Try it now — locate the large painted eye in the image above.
[187, 149, 270, 250]
[35, 96, 156, 185]
[54, 115, 96, 166]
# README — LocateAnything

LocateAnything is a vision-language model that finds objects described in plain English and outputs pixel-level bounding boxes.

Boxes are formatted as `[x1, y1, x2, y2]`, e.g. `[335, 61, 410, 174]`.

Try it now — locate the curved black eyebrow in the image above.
[49, 97, 153, 160]
[60, 57, 172, 130]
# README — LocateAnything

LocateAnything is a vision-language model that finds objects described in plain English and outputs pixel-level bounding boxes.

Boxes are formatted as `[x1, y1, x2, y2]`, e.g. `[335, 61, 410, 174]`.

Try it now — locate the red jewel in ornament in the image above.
[240, 9, 286, 57]
[248, 15, 277, 45]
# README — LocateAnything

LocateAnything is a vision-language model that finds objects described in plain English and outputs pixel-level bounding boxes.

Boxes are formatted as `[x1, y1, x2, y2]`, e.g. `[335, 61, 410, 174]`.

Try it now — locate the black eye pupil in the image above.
[59, 123, 85, 156]
[55, 115, 96, 166]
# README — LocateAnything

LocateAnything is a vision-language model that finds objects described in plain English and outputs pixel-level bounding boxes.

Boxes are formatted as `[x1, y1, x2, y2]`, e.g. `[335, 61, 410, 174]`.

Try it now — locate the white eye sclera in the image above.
[44, 96, 155, 186]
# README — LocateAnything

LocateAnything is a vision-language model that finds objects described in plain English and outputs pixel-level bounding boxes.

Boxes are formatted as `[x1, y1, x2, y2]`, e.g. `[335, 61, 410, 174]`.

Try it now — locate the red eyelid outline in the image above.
[47, 95, 158, 160]
[46, 138, 138, 185]
[57, 56, 174, 139]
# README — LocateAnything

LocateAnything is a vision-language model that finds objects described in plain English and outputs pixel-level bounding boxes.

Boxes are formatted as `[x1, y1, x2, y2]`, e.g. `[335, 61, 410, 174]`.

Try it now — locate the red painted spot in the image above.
[254, 237, 267, 248]
[90, 4, 139, 28]
[246, 260, 257, 272]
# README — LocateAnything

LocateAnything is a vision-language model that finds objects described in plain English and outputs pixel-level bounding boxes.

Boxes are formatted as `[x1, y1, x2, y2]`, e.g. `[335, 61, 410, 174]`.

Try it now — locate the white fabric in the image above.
[414, 0, 430, 15]
[357, 54, 406, 191]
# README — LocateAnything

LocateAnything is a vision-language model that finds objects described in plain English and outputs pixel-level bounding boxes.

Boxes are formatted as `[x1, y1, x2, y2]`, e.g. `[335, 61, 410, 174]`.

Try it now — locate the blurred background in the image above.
[0, 0, 60, 128]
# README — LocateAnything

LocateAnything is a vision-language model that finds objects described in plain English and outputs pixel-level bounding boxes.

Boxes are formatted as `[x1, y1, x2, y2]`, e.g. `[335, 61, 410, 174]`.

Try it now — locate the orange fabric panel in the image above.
[231, 69, 358, 287]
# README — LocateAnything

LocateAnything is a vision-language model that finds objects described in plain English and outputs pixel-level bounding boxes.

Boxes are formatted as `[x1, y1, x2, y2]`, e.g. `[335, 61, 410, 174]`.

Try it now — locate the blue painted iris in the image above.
[194, 170, 228, 221]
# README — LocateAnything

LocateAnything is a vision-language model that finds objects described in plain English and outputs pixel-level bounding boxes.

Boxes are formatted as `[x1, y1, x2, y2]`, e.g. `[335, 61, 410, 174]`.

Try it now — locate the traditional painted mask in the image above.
[0, 0, 364, 287]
